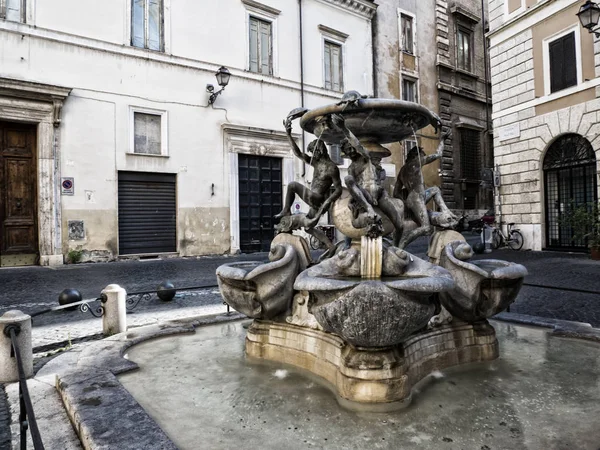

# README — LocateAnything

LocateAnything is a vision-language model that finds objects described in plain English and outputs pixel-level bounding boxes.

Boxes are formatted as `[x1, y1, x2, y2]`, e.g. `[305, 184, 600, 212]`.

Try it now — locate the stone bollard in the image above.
[0, 310, 33, 382]
[101, 284, 127, 336]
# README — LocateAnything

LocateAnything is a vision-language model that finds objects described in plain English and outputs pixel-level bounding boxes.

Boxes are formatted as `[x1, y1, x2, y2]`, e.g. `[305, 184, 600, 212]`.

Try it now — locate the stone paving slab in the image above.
[0, 385, 10, 450]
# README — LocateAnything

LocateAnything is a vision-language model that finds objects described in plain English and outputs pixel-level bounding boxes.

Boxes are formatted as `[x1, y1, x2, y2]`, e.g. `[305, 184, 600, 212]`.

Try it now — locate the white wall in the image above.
[0, 0, 375, 259]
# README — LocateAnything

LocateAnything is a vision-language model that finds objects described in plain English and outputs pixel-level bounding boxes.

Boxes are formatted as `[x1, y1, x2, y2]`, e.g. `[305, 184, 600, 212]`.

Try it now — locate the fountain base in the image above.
[246, 319, 498, 411]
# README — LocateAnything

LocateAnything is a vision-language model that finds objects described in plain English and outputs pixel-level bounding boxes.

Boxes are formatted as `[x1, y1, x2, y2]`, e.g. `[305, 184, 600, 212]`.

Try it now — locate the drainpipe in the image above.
[299, 0, 306, 178]
[482, 0, 495, 214]
[371, 8, 378, 96]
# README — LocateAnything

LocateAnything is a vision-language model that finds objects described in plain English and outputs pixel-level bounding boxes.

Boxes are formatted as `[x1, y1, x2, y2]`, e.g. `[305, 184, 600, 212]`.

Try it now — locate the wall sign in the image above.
[61, 177, 74, 196]
[498, 123, 520, 142]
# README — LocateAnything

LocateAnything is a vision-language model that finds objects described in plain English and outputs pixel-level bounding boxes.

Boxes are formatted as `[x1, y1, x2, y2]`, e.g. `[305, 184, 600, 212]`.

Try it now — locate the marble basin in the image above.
[216, 244, 300, 319]
[294, 248, 454, 347]
[299, 98, 441, 145]
[438, 241, 528, 322]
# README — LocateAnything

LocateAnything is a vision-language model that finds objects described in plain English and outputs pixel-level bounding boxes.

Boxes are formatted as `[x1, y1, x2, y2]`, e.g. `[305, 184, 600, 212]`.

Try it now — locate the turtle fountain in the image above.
[217, 92, 527, 411]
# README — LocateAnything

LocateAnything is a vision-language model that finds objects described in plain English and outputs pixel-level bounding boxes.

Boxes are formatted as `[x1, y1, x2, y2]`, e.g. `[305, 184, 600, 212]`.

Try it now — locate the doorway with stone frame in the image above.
[0, 78, 70, 266]
[0, 121, 38, 266]
[543, 133, 598, 250]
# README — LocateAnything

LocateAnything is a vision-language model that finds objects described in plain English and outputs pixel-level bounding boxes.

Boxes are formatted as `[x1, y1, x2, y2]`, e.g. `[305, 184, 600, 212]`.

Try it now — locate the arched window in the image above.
[544, 134, 597, 249]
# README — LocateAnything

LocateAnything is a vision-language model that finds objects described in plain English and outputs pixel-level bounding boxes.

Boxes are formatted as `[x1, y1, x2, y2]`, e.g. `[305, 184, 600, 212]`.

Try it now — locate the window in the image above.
[1, 0, 24, 22]
[329, 144, 344, 165]
[402, 78, 417, 102]
[401, 14, 414, 54]
[249, 16, 272, 75]
[456, 28, 472, 72]
[460, 128, 480, 180]
[131, 0, 163, 51]
[324, 41, 343, 92]
[549, 31, 577, 94]
[133, 111, 164, 155]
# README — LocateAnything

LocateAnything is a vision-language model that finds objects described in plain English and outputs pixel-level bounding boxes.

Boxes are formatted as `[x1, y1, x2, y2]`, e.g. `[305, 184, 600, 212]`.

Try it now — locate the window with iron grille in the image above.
[460, 128, 480, 180]
[324, 41, 343, 92]
[0, 0, 24, 22]
[131, 0, 163, 51]
[249, 16, 273, 75]
[549, 31, 577, 93]
[401, 14, 414, 54]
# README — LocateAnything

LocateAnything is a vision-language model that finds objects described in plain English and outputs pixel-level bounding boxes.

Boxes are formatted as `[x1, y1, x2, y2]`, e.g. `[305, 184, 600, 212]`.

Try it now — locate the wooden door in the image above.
[0, 121, 38, 266]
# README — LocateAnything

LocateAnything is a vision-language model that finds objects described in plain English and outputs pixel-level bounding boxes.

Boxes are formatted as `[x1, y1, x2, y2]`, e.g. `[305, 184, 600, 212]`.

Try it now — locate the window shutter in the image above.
[134, 113, 162, 155]
[249, 18, 259, 72]
[324, 43, 332, 89]
[132, 0, 145, 48]
[331, 44, 341, 91]
[563, 32, 577, 89]
[259, 20, 272, 75]
[6, 0, 21, 22]
[549, 39, 564, 93]
[147, 0, 162, 51]
[550, 32, 577, 93]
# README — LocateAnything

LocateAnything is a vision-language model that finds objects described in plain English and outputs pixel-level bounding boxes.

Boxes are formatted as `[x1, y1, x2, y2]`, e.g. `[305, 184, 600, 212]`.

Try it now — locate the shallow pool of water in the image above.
[119, 320, 600, 450]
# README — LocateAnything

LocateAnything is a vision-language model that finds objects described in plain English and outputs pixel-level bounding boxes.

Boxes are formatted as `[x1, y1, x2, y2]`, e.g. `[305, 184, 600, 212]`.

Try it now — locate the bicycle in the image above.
[308, 225, 336, 250]
[490, 222, 524, 250]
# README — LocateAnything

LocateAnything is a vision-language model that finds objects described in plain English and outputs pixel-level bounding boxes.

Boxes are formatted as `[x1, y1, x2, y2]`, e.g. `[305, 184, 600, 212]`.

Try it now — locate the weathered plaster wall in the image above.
[0, 0, 376, 261]
[178, 207, 230, 256]
[372, 0, 440, 193]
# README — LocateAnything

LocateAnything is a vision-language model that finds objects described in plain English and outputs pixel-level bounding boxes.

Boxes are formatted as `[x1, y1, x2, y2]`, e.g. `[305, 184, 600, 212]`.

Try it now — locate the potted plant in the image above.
[560, 201, 600, 260]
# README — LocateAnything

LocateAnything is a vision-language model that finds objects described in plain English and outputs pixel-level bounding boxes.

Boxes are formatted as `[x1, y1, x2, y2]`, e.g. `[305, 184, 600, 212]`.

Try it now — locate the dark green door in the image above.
[238, 154, 282, 253]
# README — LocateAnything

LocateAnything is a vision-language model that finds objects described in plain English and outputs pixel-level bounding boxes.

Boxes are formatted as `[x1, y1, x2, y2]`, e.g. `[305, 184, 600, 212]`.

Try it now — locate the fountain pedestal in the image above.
[246, 319, 498, 411]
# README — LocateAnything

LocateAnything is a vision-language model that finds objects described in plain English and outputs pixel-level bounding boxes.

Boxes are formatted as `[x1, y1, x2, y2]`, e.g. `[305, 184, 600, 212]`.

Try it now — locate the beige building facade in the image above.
[488, 0, 600, 250]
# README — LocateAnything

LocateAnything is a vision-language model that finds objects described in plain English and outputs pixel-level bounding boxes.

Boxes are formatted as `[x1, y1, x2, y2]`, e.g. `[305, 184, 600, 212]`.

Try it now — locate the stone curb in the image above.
[494, 312, 600, 343]
[32, 312, 246, 449]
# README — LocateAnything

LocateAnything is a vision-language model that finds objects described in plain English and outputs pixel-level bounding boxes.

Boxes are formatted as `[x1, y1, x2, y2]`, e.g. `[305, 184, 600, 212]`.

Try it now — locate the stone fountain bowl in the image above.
[299, 98, 441, 146]
[216, 244, 300, 319]
[293, 248, 454, 348]
[438, 241, 528, 323]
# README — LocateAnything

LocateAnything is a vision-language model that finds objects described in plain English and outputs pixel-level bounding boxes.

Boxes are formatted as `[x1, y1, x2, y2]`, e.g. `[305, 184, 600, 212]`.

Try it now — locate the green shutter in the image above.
[331, 44, 341, 91]
[324, 43, 332, 89]
[259, 20, 272, 75]
[249, 18, 259, 72]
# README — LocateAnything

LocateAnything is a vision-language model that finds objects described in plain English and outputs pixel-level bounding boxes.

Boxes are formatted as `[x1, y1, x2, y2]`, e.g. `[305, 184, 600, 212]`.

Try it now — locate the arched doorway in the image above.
[544, 134, 597, 250]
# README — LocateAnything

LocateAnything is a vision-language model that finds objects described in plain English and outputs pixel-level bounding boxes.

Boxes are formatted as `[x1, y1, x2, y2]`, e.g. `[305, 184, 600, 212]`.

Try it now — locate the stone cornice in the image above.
[0, 77, 71, 102]
[0, 77, 72, 126]
[240, 0, 281, 17]
[222, 124, 301, 158]
[316, 0, 377, 19]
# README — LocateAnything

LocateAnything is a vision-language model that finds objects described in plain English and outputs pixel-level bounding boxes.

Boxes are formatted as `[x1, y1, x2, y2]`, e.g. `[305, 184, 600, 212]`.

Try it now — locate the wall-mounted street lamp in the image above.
[577, 0, 600, 37]
[206, 66, 231, 105]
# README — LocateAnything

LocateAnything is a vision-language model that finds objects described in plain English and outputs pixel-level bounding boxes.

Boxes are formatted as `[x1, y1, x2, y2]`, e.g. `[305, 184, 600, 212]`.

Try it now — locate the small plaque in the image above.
[498, 123, 520, 141]
[68, 220, 85, 240]
[61, 177, 74, 196]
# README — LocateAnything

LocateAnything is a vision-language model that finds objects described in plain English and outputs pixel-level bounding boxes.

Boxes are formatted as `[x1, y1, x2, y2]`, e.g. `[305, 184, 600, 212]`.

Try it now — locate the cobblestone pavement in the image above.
[0, 386, 9, 450]
[472, 248, 600, 327]
[1, 235, 598, 446]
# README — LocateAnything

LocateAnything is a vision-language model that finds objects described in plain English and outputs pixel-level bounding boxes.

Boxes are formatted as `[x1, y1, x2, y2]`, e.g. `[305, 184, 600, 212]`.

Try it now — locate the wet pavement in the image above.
[118, 319, 600, 450]
[1, 235, 599, 448]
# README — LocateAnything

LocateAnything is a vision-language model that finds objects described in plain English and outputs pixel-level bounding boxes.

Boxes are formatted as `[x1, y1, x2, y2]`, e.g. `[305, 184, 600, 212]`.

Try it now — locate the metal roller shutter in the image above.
[118, 171, 177, 255]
